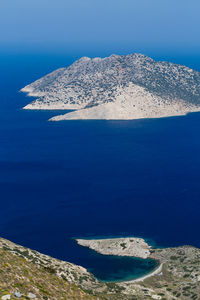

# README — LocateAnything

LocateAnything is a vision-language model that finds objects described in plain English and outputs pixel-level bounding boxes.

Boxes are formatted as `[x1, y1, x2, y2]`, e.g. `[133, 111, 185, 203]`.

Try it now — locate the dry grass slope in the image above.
[0, 248, 97, 300]
[1, 237, 200, 300]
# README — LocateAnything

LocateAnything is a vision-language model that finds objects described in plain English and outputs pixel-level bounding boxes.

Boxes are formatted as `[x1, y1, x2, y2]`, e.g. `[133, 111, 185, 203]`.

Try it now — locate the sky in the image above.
[0, 0, 200, 58]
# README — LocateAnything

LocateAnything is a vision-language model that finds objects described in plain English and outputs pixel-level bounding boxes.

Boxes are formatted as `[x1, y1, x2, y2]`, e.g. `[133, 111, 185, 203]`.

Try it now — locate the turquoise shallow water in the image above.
[72, 237, 159, 282]
[1, 53, 200, 281]
[87, 254, 159, 282]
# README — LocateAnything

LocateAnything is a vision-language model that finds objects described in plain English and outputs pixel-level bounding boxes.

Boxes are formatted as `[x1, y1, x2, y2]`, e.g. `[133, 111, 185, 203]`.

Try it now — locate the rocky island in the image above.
[1, 236, 200, 299]
[21, 53, 200, 121]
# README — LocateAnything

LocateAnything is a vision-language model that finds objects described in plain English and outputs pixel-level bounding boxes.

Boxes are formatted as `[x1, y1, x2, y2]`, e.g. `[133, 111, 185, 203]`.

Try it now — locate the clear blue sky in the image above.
[0, 0, 200, 57]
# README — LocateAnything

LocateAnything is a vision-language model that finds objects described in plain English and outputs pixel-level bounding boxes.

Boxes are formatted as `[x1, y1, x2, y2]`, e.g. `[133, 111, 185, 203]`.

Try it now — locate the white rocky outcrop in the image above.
[50, 84, 200, 120]
[76, 237, 151, 259]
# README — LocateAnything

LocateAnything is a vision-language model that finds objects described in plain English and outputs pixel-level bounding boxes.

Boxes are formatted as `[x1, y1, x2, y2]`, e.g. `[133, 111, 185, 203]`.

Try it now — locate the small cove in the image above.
[80, 250, 159, 282]
[71, 238, 159, 282]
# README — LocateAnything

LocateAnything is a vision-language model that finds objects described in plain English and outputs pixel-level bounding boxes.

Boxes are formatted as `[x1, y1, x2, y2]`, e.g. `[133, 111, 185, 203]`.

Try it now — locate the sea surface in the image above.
[1, 53, 200, 281]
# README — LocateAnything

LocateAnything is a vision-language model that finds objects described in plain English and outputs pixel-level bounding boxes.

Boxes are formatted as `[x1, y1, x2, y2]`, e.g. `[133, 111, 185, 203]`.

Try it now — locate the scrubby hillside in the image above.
[1, 237, 200, 299]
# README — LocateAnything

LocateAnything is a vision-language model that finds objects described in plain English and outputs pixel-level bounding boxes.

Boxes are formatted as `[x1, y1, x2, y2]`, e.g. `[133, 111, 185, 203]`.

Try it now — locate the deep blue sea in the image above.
[1, 53, 200, 281]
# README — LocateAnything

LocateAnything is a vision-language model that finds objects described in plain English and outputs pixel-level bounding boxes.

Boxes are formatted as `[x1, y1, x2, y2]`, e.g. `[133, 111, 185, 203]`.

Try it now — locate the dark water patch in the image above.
[1, 54, 200, 281]
[87, 253, 158, 282]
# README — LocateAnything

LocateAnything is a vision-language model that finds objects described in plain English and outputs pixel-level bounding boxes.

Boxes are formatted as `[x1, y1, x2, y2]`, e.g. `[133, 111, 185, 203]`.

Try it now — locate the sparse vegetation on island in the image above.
[21, 53, 200, 121]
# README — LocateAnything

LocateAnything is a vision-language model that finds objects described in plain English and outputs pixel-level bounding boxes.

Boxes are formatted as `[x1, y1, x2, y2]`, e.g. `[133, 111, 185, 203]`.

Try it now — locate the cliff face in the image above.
[21, 54, 200, 120]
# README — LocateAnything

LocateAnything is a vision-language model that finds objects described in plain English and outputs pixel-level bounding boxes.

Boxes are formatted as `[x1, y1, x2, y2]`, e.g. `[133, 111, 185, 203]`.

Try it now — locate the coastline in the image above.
[125, 262, 163, 283]
[20, 85, 200, 121]
[21, 97, 200, 122]
[75, 237, 163, 283]
[76, 237, 152, 259]
[1, 236, 200, 299]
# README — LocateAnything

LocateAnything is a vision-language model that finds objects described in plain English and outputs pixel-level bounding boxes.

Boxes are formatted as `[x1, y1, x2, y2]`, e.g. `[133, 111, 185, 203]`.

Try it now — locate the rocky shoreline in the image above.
[76, 237, 151, 259]
[1, 237, 200, 299]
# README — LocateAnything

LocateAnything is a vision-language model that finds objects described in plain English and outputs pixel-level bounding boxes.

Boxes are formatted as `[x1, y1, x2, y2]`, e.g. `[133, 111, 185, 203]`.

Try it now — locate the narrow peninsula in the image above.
[76, 237, 151, 259]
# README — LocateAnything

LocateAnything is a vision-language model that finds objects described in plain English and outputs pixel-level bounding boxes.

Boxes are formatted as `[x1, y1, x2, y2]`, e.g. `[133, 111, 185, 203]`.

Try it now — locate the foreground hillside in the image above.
[21, 53, 200, 120]
[0, 237, 200, 299]
[0, 247, 96, 300]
